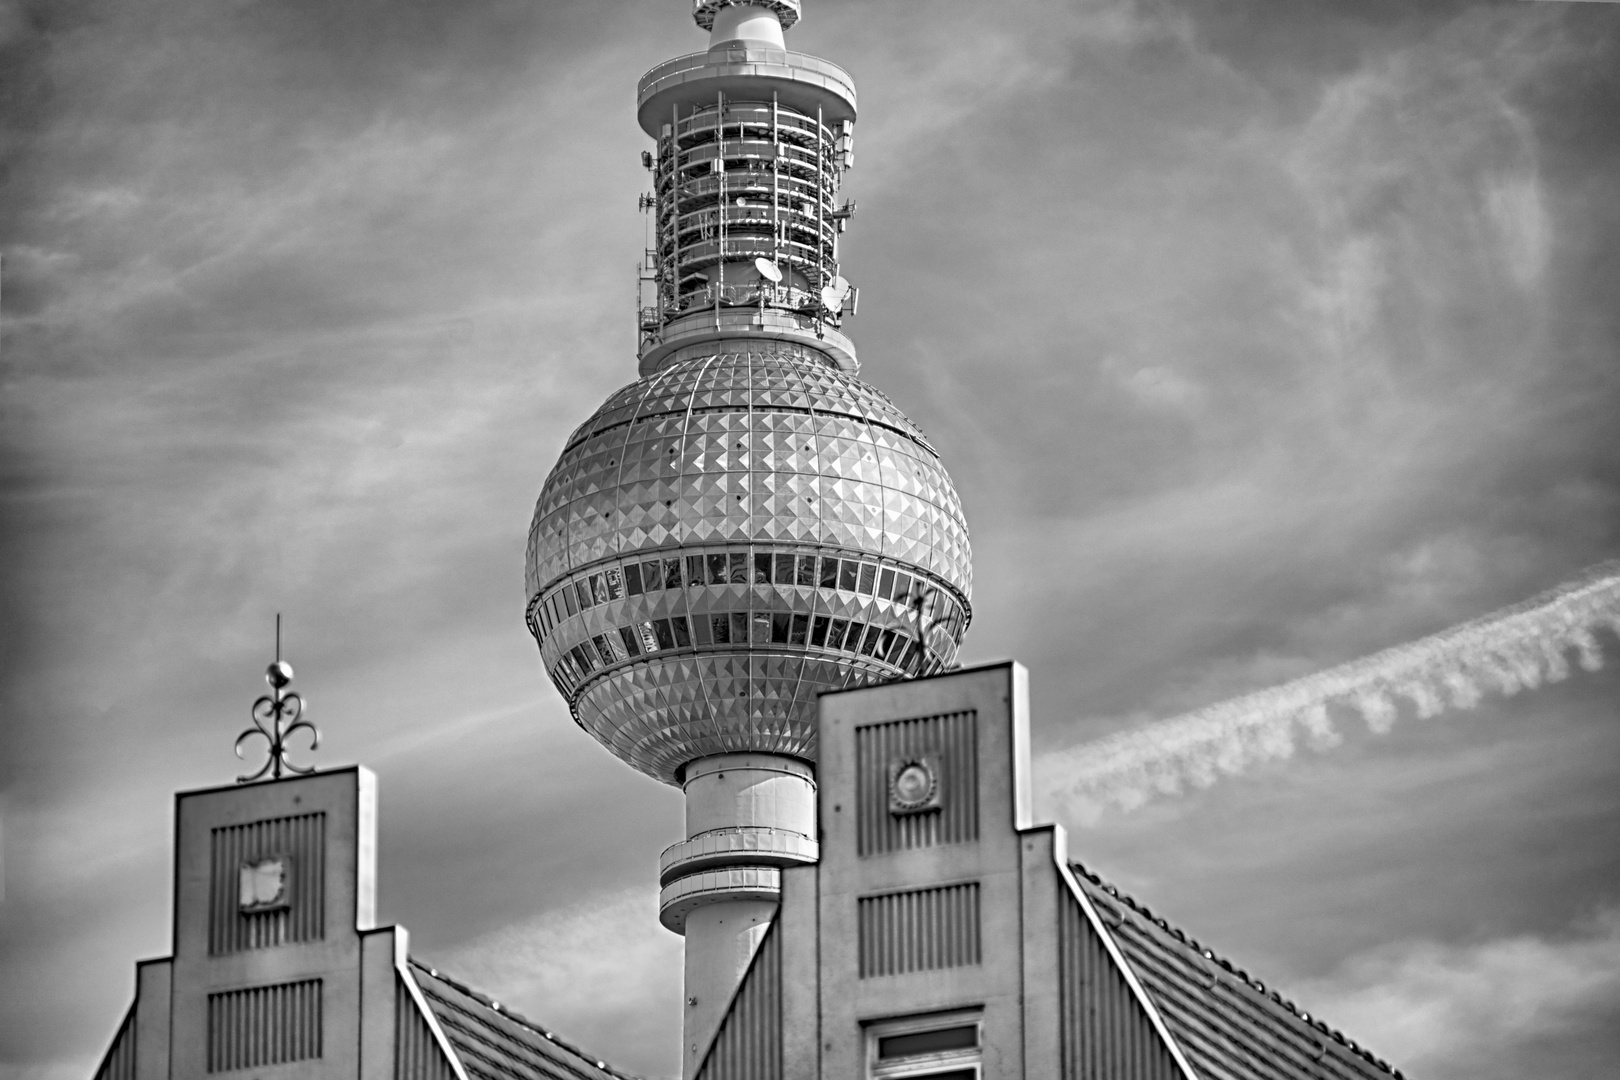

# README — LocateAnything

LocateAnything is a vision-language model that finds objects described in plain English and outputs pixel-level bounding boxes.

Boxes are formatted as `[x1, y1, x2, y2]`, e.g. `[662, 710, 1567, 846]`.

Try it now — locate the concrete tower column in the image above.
[660, 754, 816, 1076]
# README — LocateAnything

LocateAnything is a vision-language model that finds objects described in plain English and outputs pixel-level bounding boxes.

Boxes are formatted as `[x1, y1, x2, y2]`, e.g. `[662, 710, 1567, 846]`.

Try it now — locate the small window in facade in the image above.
[838, 560, 859, 592]
[692, 616, 712, 646]
[752, 612, 772, 644]
[670, 616, 692, 648]
[604, 567, 625, 600]
[708, 553, 729, 585]
[730, 612, 749, 643]
[643, 559, 664, 591]
[755, 552, 774, 584]
[820, 557, 841, 589]
[666, 557, 685, 589]
[625, 563, 644, 596]
[652, 619, 676, 650]
[893, 573, 913, 606]
[576, 580, 594, 610]
[770, 613, 791, 644]
[561, 586, 578, 617]
[789, 613, 809, 645]
[879, 567, 896, 600]
[595, 633, 625, 664]
[811, 614, 831, 647]
[857, 563, 877, 595]
[728, 552, 749, 584]
[638, 622, 660, 654]
[711, 614, 731, 644]
[879, 629, 900, 662]
[828, 618, 850, 650]
[775, 553, 796, 584]
[865, 1011, 981, 1080]
[858, 624, 882, 656]
[797, 555, 818, 586]
[618, 626, 643, 657]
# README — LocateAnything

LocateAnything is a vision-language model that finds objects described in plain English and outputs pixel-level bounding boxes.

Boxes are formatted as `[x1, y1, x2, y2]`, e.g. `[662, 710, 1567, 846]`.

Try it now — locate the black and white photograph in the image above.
[3, 1, 1618, 1078]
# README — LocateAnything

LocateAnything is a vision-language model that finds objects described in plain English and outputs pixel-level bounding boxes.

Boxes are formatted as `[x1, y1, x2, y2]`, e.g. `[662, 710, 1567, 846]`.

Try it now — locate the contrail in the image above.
[1043, 562, 1620, 821]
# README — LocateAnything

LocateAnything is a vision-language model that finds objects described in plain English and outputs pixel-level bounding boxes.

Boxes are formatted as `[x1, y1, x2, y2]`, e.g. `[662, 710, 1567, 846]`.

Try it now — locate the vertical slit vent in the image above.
[695, 920, 781, 1080]
[856, 710, 977, 856]
[858, 883, 981, 978]
[209, 812, 325, 954]
[394, 977, 457, 1080]
[1058, 885, 1182, 1079]
[92, 1007, 136, 1080]
[206, 979, 322, 1072]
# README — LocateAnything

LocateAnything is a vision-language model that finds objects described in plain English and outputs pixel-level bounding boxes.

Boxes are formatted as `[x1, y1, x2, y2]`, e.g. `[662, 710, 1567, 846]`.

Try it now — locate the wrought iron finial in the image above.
[235, 614, 319, 782]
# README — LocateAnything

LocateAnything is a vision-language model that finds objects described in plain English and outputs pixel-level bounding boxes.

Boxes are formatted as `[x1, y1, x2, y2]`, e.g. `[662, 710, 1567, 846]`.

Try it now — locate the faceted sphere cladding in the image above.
[525, 347, 973, 784]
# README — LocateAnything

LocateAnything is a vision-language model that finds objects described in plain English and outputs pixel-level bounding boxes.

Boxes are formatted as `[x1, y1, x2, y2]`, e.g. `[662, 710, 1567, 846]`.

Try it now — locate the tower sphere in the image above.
[524, 344, 972, 784]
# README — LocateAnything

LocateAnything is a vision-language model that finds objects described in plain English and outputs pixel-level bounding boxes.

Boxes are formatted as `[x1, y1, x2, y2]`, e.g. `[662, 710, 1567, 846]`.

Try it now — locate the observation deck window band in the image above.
[546, 609, 943, 695]
[537, 547, 968, 627]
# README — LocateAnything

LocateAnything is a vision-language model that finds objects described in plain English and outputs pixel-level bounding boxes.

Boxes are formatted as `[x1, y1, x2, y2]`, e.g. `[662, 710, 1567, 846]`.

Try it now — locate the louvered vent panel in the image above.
[695, 920, 781, 1080]
[395, 976, 457, 1080]
[855, 710, 977, 856]
[206, 979, 322, 1072]
[209, 812, 325, 954]
[92, 1007, 136, 1080]
[858, 883, 981, 978]
[1058, 886, 1183, 1080]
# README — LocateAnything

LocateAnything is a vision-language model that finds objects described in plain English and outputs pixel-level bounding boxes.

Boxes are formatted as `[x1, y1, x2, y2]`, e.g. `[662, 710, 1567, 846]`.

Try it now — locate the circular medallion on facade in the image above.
[888, 756, 941, 815]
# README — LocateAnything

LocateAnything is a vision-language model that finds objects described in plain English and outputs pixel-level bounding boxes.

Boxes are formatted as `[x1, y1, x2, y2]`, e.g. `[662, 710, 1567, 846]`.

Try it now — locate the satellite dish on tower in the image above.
[821, 275, 851, 312]
[755, 258, 783, 283]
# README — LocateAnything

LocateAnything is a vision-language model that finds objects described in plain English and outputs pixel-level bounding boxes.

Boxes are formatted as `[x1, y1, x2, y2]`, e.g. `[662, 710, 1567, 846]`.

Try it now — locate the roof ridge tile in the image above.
[406, 956, 640, 1080]
[1068, 859, 1399, 1078]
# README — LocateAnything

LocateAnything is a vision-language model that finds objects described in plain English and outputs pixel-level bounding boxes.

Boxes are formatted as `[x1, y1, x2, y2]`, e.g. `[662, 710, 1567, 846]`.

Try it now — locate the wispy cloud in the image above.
[1042, 563, 1620, 820]
[1296, 909, 1620, 1079]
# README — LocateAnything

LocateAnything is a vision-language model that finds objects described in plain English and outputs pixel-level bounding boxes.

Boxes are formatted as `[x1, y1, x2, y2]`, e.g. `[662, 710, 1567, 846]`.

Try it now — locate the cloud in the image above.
[425, 887, 683, 1079]
[1040, 562, 1620, 820]
[1295, 909, 1620, 1079]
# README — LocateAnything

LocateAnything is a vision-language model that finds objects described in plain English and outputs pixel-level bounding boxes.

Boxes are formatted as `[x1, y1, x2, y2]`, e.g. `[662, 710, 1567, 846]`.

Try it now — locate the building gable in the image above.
[693, 917, 782, 1080]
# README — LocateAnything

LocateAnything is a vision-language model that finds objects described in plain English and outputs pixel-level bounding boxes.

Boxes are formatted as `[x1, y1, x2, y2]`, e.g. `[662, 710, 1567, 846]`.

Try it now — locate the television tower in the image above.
[523, 2, 973, 1070]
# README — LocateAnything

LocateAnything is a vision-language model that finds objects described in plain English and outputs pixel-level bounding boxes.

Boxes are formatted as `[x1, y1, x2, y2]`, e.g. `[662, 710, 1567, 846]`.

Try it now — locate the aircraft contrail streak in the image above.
[1043, 562, 1620, 820]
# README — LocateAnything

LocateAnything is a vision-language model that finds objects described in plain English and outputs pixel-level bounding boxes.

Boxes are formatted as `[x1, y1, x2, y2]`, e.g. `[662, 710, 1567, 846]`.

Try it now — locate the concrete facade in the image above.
[693, 661, 1405, 1080]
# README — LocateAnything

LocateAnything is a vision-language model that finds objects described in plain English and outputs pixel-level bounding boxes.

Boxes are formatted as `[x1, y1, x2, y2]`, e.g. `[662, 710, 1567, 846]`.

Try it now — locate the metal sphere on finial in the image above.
[236, 616, 319, 783]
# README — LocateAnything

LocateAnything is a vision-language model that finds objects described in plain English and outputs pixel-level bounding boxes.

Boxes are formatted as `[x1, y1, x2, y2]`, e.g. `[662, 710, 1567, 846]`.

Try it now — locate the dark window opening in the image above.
[624, 563, 643, 596]
[877, 1025, 979, 1059]
[838, 560, 858, 592]
[811, 614, 831, 647]
[670, 616, 692, 648]
[618, 626, 642, 657]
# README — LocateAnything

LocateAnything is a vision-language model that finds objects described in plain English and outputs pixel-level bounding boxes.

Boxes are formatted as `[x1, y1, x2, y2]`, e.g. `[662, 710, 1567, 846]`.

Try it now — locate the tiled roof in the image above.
[407, 958, 639, 1080]
[1068, 862, 1401, 1080]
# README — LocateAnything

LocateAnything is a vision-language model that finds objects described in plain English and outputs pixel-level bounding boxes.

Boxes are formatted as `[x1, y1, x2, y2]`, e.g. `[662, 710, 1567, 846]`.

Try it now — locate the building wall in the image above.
[99, 767, 448, 1080]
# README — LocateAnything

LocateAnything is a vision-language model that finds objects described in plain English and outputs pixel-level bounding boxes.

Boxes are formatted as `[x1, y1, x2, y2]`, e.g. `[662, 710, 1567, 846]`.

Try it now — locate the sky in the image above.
[2, 0, 1618, 1077]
